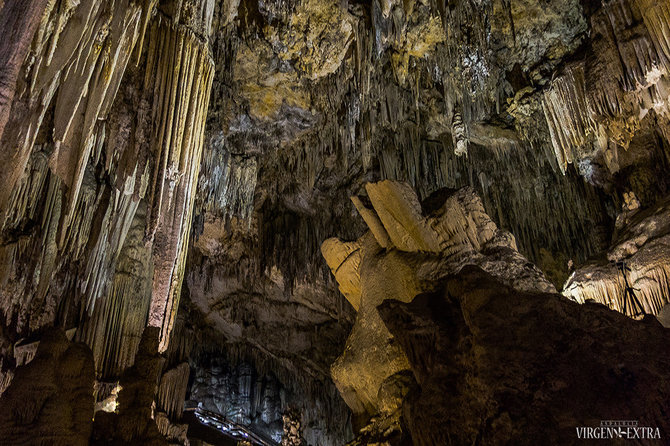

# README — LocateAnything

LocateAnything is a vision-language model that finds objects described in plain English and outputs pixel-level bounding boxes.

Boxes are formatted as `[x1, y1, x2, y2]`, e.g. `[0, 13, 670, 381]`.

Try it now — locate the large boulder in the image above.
[379, 266, 670, 445]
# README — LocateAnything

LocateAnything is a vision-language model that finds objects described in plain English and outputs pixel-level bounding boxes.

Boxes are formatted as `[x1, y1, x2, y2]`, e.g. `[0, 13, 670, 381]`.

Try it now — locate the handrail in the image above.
[185, 406, 279, 446]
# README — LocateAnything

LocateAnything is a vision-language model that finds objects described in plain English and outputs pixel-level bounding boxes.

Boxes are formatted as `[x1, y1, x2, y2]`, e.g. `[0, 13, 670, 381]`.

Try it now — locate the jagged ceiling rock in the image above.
[0, 0, 215, 387]
[322, 181, 554, 422]
[3, 0, 670, 445]
[379, 266, 670, 445]
[534, 0, 670, 183]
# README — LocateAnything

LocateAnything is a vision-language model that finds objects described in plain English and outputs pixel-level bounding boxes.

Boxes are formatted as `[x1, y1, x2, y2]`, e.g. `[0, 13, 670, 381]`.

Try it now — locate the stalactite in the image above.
[0, 0, 158, 348]
[539, 0, 670, 176]
[157, 362, 190, 420]
[542, 64, 596, 173]
[451, 109, 468, 157]
[76, 201, 153, 379]
[197, 135, 258, 223]
[637, 0, 670, 72]
[564, 194, 670, 317]
[564, 262, 670, 317]
[143, 14, 214, 352]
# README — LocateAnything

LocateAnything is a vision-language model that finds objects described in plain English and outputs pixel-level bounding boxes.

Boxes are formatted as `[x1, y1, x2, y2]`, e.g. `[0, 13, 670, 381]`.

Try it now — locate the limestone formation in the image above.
[91, 327, 168, 446]
[2, 0, 670, 445]
[0, 329, 94, 446]
[564, 193, 670, 317]
[322, 181, 554, 422]
[378, 267, 670, 445]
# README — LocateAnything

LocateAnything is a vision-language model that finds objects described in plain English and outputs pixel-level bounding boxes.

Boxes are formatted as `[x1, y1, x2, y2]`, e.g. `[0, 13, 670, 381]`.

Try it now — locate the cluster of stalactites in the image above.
[0, 0, 157, 335]
[564, 194, 670, 318]
[156, 362, 190, 420]
[564, 262, 670, 317]
[196, 136, 258, 225]
[143, 14, 215, 352]
[541, 0, 670, 175]
[0, 1, 215, 391]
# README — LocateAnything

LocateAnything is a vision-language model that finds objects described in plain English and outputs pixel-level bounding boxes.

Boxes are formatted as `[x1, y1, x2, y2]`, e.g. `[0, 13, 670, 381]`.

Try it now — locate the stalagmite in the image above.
[321, 239, 362, 311]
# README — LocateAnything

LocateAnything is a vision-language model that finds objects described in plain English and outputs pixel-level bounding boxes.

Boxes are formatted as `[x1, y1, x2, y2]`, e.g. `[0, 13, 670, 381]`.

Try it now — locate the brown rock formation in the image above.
[322, 181, 554, 424]
[379, 266, 670, 445]
[0, 328, 94, 446]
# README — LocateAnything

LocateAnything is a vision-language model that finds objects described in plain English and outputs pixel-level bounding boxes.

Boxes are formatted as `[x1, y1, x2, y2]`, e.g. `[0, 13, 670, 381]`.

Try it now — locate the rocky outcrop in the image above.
[564, 193, 670, 317]
[322, 181, 553, 424]
[0, 328, 94, 446]
[281, 409, 305, 446]
[378, 266, 670, 445]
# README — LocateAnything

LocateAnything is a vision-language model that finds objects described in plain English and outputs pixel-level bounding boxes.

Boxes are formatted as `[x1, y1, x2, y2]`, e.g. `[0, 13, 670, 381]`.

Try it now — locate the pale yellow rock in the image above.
[321, 238, 362, 311]
[325, 181, 554, 418]
[350, 196, 392, 249]
[365, 181, 441, 253]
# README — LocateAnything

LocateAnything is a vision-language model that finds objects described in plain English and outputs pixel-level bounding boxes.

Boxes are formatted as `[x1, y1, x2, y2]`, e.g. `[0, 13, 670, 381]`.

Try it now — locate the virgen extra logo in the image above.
[576, 420, 662, 440]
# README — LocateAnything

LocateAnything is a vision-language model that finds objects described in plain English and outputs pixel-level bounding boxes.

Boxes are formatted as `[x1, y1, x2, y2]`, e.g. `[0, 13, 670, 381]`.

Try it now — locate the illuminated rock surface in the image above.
[322, 181, 554, 423]
[564, 194, 670, 317]
[1, 0, 670, 445]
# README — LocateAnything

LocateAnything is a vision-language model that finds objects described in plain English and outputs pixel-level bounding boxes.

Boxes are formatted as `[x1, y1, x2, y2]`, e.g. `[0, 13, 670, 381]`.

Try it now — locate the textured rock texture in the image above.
[0, 328, 94, 446]
[2, 0, 670, 445]
[92, 327, 168, 446]
[379, 267, 670, 445]
[0, 0, 214, 386]
[322, 181, 554, 429]
[564, 193, 670, 317]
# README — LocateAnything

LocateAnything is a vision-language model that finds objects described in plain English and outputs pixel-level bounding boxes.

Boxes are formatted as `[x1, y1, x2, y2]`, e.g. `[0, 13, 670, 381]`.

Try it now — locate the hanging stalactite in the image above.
[143, 14, 215, 351]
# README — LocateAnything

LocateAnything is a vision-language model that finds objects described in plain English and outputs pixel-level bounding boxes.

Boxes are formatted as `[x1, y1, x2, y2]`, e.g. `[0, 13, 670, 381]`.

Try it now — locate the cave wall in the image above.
[0, 0, 215, 384]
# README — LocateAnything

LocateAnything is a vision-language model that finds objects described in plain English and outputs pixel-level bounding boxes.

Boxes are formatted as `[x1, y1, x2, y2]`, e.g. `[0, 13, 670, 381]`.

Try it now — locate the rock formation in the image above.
[0, 328, 94, 446]
[322, 181, 554, 424]
[324, 182, 670, 444]
[1, 0, 670, 445]
[92, 327, 168, 445]
[564, 193, 670, 317]
[379, 267, 670, 445]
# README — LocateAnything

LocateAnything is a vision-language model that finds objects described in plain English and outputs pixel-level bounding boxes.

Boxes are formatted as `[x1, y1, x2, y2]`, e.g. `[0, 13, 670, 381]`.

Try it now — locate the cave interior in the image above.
[0, 0, 670, 445]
